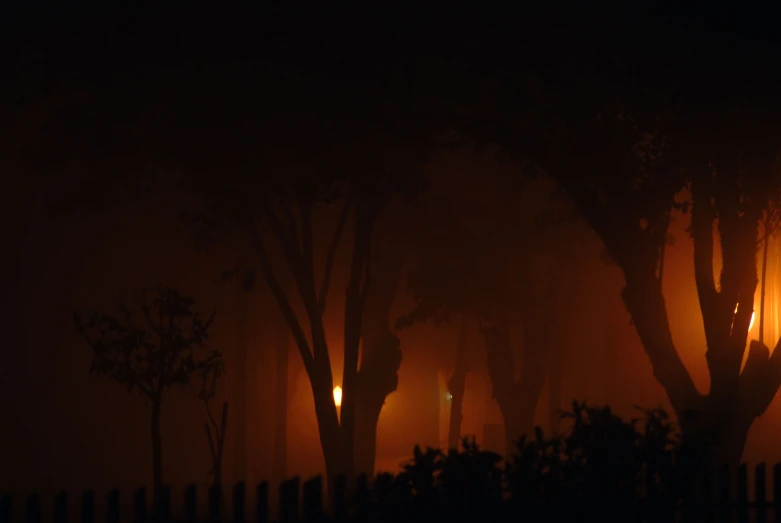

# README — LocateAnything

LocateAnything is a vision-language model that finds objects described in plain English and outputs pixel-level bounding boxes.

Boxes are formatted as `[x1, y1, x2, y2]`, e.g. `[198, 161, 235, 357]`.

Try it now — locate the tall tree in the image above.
[179, 71, 434, 484]
[398, 173, 577, 453]
[74, 286, 222, 504]
[171, 25, 470, 482]
[461, 13, 781, 464]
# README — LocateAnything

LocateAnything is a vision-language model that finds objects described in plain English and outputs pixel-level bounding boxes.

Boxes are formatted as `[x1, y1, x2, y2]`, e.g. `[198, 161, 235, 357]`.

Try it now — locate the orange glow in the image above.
[333, 386, 342, 407]
[735, 306, 756, 331]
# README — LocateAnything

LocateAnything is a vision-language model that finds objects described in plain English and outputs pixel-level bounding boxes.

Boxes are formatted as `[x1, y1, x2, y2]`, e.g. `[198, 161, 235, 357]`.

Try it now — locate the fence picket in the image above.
[184, 485, 197, 523]
[81, 491, 95, 523]
[233, 482, 246, 523]
[208, 484, 221, 523]
[54, 492, 67, 523]
[332, 475, 347, 520]
[133, 488, 146, 523]
[279, 477, 299, 523]
[757, 464, 768, 523]
[106, 490, 119, 523]
[301, 477, 322, 522]
[25, 493, 41, 523]
[255, 482, 269, 523]
[736, 464, 748, 523]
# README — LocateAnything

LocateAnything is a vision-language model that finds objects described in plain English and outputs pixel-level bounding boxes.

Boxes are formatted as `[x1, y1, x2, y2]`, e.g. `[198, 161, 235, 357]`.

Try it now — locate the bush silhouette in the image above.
[361, 401, 709, 522]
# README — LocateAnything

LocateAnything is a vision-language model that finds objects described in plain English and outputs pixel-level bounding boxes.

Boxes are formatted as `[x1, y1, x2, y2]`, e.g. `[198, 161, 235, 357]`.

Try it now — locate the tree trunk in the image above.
[447, 315, 469, 450]
[481, 312, 550, 456]
[352, 398, 382, 477]
[150, 398, 163, 510]
[760, 219, 770, 344]
[309, 365, 346, 486]
[351, 229, 406, 477]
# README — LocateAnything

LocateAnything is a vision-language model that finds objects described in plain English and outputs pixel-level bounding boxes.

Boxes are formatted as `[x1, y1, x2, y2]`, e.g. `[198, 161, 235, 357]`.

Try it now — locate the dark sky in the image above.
[3, 4, 781, 496]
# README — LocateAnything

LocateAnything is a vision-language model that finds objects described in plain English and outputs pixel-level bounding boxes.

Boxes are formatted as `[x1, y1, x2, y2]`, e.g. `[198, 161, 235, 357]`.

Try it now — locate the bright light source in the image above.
[445, 392, 453, 401]
[735, 306, 756, 331]
[333, 386, 342, 407]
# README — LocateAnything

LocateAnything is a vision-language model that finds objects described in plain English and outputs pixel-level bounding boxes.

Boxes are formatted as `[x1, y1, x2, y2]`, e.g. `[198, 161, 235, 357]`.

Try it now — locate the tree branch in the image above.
[690, 176, 721, 345]
[318, 198, 351, 310]
[298, 199, 318, 300]
[278, 194, 302, 258]
[247, 222, 316, 377]
[622, 271, 702, 414]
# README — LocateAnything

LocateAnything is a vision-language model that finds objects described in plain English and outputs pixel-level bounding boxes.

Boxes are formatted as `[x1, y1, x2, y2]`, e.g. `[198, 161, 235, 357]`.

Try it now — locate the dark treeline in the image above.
[4, 4, 781, 511]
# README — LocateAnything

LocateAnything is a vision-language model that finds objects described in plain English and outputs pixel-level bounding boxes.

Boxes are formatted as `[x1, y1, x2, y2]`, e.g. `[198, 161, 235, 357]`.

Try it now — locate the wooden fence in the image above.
[7, 463, 781, 522]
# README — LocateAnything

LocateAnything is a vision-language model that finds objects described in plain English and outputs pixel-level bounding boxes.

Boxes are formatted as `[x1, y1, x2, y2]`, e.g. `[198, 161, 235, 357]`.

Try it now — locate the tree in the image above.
[460, 14, 781, 465]
[398, 172, 577, 454]
[172, 25, 473, 482]
[180, 87, 430, 486]
[73, 286, 222, 503]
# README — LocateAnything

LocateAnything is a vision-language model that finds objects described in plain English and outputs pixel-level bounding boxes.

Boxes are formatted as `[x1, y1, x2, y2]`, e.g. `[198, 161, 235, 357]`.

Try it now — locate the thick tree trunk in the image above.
[150, 398, 163, 510]
[352, 398, 383, 477]
[352, 333, 401, 477]
[482, 313, 550, 456]
[352, 231, 406, 477]
[309, 365, 347, 486]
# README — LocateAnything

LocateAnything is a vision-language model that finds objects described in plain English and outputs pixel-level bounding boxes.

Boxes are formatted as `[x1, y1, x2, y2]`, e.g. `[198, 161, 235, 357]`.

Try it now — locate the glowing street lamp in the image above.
[333, 386, 342, 407]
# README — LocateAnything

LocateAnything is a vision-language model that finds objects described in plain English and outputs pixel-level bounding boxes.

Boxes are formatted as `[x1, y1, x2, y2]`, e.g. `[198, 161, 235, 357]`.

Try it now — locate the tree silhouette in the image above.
[398, 173, 581, 453]
[182, 100, 427, 486]
[172, 31, 469, 482]
[460, 19, 781, 465]
[73, 286, 222, 503]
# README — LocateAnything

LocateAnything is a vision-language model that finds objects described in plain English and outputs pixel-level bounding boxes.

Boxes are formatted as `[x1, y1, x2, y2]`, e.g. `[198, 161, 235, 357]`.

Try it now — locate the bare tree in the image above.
[74, 286, 222, 505]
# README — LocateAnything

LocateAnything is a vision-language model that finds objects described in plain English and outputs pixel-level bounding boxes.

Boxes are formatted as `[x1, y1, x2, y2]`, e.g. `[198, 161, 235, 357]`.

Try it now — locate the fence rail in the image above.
[8, 463, 781, 522]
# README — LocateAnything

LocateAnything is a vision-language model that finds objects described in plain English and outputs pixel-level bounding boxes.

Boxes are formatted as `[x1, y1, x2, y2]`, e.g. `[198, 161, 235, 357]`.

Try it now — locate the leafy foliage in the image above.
[73, 285, 222, 400]
[355, 402, 712, 522]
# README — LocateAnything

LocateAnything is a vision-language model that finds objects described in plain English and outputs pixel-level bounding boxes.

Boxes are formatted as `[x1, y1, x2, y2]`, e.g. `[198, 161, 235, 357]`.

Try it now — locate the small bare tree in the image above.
[74, 285, 221, 507]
